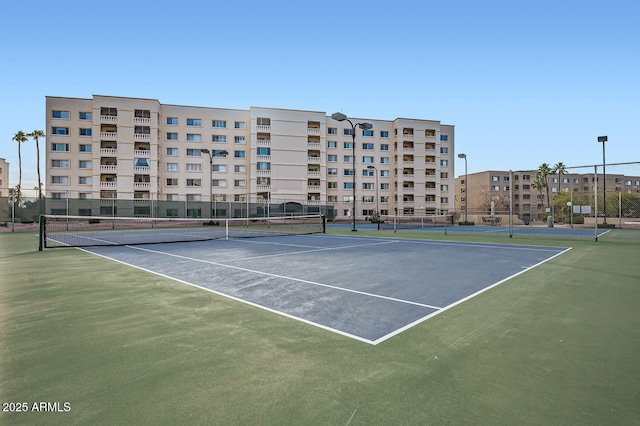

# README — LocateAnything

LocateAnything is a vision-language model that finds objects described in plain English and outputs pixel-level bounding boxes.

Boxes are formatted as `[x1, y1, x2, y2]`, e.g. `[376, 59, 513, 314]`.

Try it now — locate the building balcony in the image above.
[257, 138, 270, 145]
[257, 154, 270, 161]
[307, 141, 321, 149]
[257, 184, 271, 191]
[134, 149, 151, 157]
[134, 133, 150, 141]
[101, 148, 117, 156]
[134, 166, 150, 173]
[307, 156, 321, 164]
[100, 115, 117, 123]
[425, 136, 437, 142]
[134, 117, 150, 125]
[100, 132, 118, 140]
[134, 182, 150, 189]
[256, 125, 271, 132]
[257, 169, 270, 176]
[307, 128, 321, 135]
[307, 170, 321, 177]
[100, 165, 117, 173]
[100, 181, 117, 189]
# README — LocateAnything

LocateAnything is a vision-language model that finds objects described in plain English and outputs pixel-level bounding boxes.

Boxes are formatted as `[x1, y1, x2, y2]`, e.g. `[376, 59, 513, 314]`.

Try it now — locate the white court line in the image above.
[126, 245, 442, 310]
[220, 238, 400, 262]
[370, 246, 573, 345]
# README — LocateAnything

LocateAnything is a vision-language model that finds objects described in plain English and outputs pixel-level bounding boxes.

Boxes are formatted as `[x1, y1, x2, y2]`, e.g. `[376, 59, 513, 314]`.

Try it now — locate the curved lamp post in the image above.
[597, 136, 608, 225]
[331, 112, 373, 232]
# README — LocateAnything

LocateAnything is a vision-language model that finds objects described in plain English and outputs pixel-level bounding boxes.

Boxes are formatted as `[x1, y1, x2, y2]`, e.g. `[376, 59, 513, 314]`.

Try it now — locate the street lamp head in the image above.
[358, 122, 373, 130]
[367, 165, 375, 169]
[219, 150, 229, 157]
[597, 136, 608, 143]
[200, 149, 210, 154]
[331, 112, 347, 122]
[458, 153, 466, 158]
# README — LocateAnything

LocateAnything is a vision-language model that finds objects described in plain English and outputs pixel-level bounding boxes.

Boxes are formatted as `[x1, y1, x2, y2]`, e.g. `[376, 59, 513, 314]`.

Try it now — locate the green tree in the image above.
[538, 163, 552, 208]
[531, 172, 547, 218]
[28, 130, 46, 199]
[11, 131, 28, 197]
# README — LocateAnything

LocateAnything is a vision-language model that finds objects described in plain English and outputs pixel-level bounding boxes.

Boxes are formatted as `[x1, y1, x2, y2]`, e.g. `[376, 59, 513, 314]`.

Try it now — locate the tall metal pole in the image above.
[598, 136, 608, 225]
[351, 126, 357, 231]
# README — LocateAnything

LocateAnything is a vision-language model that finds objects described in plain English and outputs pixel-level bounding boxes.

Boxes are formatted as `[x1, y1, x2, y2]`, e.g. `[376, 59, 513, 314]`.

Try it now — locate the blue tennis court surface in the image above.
[83, 234, 570, 345]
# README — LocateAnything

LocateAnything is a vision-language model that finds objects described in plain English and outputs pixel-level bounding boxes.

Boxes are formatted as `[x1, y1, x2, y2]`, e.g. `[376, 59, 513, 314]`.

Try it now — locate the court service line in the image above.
[220, 239, 400, 262]
[126, 244, 442, 310]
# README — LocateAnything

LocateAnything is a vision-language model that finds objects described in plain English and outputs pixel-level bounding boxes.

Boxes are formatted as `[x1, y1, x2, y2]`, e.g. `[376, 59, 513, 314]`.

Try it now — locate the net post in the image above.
[38, 215, 45, 251]
[321, 214, 326, 233]
[225, 218, 229, 240]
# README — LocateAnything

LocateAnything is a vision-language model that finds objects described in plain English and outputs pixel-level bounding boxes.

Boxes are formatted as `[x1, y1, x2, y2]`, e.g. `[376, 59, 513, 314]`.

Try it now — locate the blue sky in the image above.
[1, 0, 638, 190]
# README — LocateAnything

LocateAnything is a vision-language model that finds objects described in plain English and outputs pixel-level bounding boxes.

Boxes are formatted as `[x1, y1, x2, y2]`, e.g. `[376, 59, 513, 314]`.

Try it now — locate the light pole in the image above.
[201, 149, 228, 219]
[331, 112, 373, 232]
[597, 136, 607, 225]
[367, 165, 379, 230]
[457, 153, 468, 223]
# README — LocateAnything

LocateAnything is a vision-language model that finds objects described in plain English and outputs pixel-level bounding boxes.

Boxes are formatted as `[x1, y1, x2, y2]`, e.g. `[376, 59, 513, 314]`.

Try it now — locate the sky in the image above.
[1, 0, 638, 191]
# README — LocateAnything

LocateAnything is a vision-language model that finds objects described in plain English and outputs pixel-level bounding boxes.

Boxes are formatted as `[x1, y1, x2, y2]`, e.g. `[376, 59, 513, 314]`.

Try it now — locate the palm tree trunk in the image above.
[36, 138, 42, 198]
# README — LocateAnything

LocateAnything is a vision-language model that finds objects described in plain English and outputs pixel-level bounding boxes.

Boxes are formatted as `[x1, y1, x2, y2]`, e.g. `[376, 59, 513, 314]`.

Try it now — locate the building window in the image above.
[51, 143, 69, 152]
[234, 180, 246, 188]
[234, 121, 246, 129]
[441, 172, 448, 178]
[440, 147, 448, 154]
[166, 117, 179, 125]
[362, 169, 374, 177]
[186, 163, 202, 172]
[51, 176, 70, 184]
[186, 118, 202, 126]
[212, 135, 227, 143]
[362, 156, 374, 163]
[52, 127, 69, 135]
[186, 149, 202, 156]
[212, 180, 226, 187]
[234, 151, 246, 158]
[166, 178, 178, 186]
[186, 134, 202, 142]
[79, 112, 92, 120]
[381, 170, 390, 177]
[79, 161, 92, 169]
[327, 168, 337, 176]
[79, 128, 92, 136]
[380, 157, 390, 164]
[440, 135, 448, 141]
[328, 155, 337, 162]
[327, 182, 338, 189]
[79, 144, 92, 152]
[343, 155, 354, 163]
[343, 128, 353, 136]
[212, 120, 227, 128]
[257, 147, 271, 156]
[380, 131, 389, 138]
[328, 127, 337, 135]
[344, 182, 354, 189]
[166, 163, 179, 171]
[234, 165, 246, 173]
[440, 197, 449, 203]
[491, 176, 500, 182]
[362, 129, 374, 137]
[186, 179, 202, 187]
[380, 183, 390, 190]
[344, 141, 353, 149]
[362, 143, 374, 150]
[52, 110, 70, 119]
[380, 144, 389, 151]
[256, 117, 270, 126]
[166, 148, 178, 156]
[362, 183, 374, 190]
[440, 184, 449, 191]
[492, 185, 500, 191]
[440, 160, 448, 166]
[52, 160, 70, 168]
[79, 177, 92, 185]
[343, 169, 355, 176]
[327, 141, 337, 148]
[235, 136, 245, 144]
[166, 133, 178, 140]
[212, 164, 227, 172]
[257, 162, 271, 170]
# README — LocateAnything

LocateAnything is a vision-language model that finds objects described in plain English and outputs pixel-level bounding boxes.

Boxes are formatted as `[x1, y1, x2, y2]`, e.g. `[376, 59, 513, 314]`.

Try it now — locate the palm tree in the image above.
[12, 131, 28, 197]
[553, 162, 567, 194]
[531, 171, 547, 218]
[538, 163, 552, 208]
[28, 130, 46, 199]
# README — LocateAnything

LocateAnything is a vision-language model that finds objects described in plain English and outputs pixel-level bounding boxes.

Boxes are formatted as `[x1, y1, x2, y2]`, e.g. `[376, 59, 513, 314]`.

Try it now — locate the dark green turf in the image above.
[1, 229, 639, 425]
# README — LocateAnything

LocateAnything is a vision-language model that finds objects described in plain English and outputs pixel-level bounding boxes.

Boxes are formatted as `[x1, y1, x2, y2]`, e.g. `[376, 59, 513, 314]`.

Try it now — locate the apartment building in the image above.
[45, 95, 455, 220]
[457, 170, 640, 221]
[0, 158, 8, 196]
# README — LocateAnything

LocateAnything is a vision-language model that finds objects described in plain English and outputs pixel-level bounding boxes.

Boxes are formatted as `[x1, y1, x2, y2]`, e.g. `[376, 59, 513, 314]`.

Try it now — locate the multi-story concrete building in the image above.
[456, 170, 640, 221]
[45, 95, 455, 220]
[0, 158, 8, 196]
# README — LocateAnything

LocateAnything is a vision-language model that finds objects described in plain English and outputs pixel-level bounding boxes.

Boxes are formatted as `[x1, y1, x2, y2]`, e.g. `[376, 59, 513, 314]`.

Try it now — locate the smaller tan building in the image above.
[0, 158, 9, 197]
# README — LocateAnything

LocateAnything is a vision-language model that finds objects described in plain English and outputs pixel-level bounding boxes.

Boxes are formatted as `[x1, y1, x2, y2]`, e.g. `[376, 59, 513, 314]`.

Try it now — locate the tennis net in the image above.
[39, 214, 325, 249]
[379, 214, 454, 232]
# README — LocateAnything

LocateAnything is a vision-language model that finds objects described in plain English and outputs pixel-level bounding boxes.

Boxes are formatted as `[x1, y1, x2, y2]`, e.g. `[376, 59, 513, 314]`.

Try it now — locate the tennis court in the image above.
[81, 234, 569, 344]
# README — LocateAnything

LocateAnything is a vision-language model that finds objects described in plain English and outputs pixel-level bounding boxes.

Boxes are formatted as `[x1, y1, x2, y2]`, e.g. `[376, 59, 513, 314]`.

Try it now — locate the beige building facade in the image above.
[0, 158, 8, 197]
[46, 95, 455, 220]
[456, 170, 640, 221]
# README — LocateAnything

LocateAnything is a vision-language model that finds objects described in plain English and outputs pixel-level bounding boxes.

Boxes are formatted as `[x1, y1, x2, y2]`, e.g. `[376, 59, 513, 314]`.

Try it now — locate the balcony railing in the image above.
[256, 125, 271, 132]
[100, 132, 118, 140]
[100, 148, 117, 156]
[100, 115, 117, 123]
[257, 138, 270, 145]
[307, 156, 321, 164]
[134, 149, 151, 157]
[134, 117, 150, 125]
[100, 181, 117, 188]
[307, 128, 321, 135]
[100, 165, 117, 172]
[134, 166, 150, 173]
[134, 133, 150, 141]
